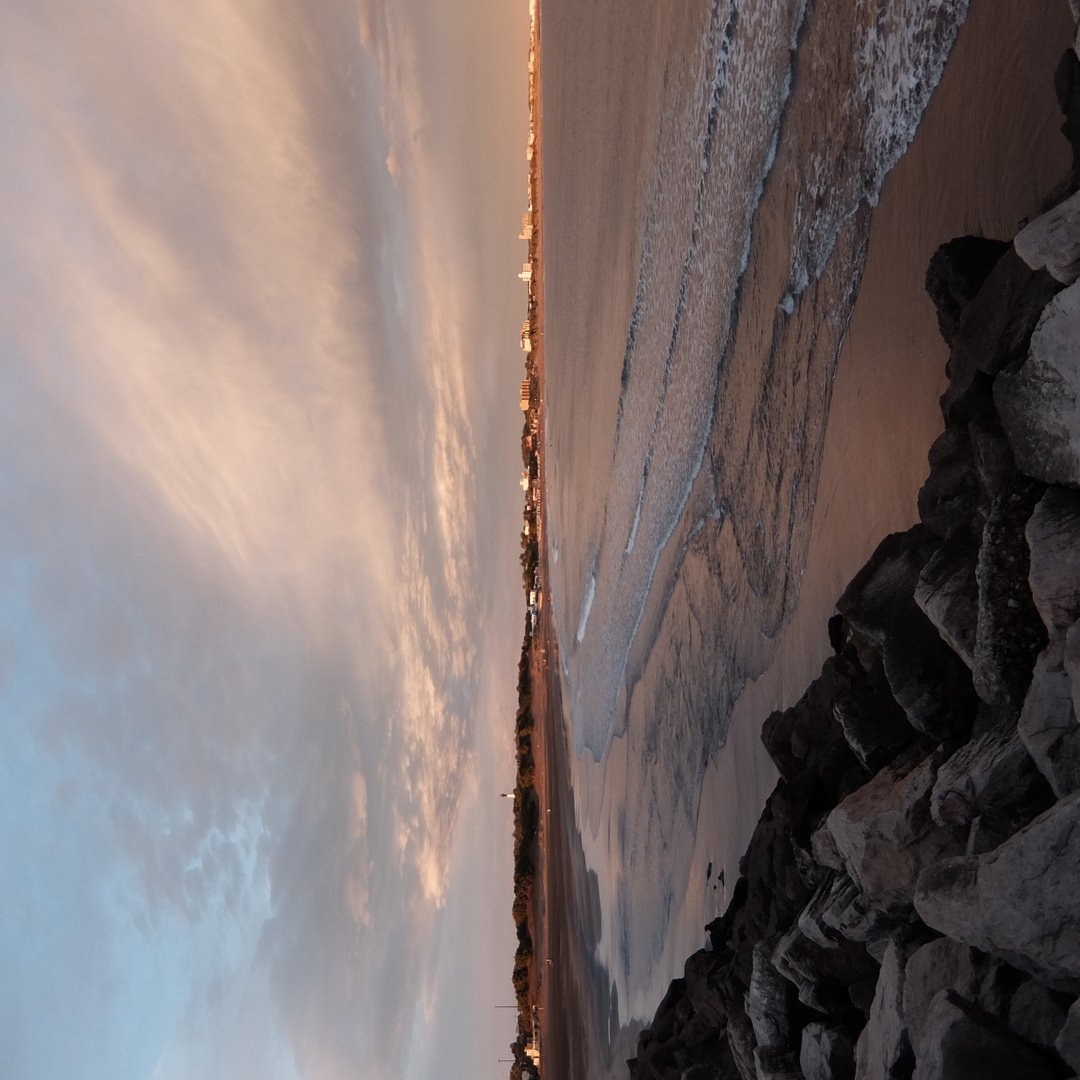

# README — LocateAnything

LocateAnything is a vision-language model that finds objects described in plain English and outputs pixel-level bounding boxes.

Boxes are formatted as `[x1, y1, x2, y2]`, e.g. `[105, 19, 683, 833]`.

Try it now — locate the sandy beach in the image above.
[536, 1, 1078, 1074]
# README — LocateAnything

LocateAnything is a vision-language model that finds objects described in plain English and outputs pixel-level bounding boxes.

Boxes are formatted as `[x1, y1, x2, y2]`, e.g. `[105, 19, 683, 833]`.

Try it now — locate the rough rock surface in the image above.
[1027, 486, 1080, 639]
[1008, 977, 1071, 1049]
[914, 790, 1080, 992]
[902, 938, 1007, 1053]
[854, 938, 914, 1080]
[911, 990, 1061, 1080]
[1021, 640, 1080, 797]
[997, 283, 1080, 485]
[816, 747, 963, 915]
[800, 1022, 855, 1080]
[1015, 187, 1080, 283]
[1057, 997, 1080, 1074]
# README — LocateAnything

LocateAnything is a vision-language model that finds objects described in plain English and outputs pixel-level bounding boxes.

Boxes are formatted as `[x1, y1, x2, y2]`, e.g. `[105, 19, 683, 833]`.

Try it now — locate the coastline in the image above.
[568, 0, 1077, 1038]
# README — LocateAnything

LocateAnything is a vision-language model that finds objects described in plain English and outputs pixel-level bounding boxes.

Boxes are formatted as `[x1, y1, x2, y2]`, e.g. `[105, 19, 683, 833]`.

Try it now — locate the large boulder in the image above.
[800, 1022, 855, 1080]
[914, 523, 980, 669]
[1015, 187, 1080, 284]
[913, 790, 1080, 992]
[832, 656, 917, 773]
[1057, 997, 1080, 1075]
[1020, 640, 1080, 798]
[745, 941, 789, 1053]
[996, 284, 1080, 485]
[902, 938, 1007, 1053]
[911, 990, 1062, 1080]
[924, 236, 1011, 347]
[854, 938, 915, 1080]
[930, 719, 1043, 827]
[837, 528, 978, 740]
[814, 746, 963, 916]
[1026, 486, 1080, 641]
[917, 427, 983, 539]
[1007, 977, 1072, 1051]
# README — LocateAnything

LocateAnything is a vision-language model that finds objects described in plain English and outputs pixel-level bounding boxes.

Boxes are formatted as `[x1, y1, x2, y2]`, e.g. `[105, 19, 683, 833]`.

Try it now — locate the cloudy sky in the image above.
[0, 0, 529, 1077]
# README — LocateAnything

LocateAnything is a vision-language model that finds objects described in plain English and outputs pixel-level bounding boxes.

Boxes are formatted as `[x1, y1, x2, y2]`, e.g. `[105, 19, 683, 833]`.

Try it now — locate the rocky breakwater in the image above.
[627, 48, 1080, 1080]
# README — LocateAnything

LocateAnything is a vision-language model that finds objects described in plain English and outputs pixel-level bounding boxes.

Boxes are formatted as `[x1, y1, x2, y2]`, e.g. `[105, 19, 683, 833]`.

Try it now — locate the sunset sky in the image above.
[0, 0, 529, 1077]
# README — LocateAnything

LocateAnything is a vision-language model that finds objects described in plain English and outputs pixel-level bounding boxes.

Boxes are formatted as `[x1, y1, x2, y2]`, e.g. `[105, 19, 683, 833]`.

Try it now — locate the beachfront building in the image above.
[519, 211, 534, 240]
[521, 321, 532, 352]
[519, 261, 533, 282]
[520, 378, 531, 412]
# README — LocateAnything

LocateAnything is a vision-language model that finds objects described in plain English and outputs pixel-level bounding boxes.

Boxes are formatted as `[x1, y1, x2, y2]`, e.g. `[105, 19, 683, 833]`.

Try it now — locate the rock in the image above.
[911, 989, 1061, 1080]
[918, 427, 982, 540]
[772, 913, 879, 1015]
[815, 872, 907, 945]
[1021, 641, 1080, 798]
[1007, 978, 1071, 1050]
[1027, 486, 1080, 641]
[971, 484, 1047, 708]
[726, 1004, 759, 1080]
[854, 938, 915, 1080]
[997, 285, 1080, 485]
[1057, 47, 1080, 177]
[925, 236, 1011, 347]
[1015, 187, 1080, 284]
[819, 746, 964, 916]
[752, 1046, 803, 1080]
[930, 719, 1042, 827]
[1057, 997, 1080, 1075]
[832, 656, 917, 773]
[761, 656, 861, 795]
[902, 938, 1007, 1052]
[943, 246, 1063, 424]
[914, 522, 980, 668]
[745, 941, 789, 1052]
[969, 422, 1019, 503]
[913, 790, 1080, 993]
[837, 528, 978, 740]
[800, 1022, 855, 1080]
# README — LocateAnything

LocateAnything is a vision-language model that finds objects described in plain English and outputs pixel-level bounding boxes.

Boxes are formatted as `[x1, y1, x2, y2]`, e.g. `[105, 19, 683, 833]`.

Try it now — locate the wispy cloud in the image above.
[0, 0, 527, 1076]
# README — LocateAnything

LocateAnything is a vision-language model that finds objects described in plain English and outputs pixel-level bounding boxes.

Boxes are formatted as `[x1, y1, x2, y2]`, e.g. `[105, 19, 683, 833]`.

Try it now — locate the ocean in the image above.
[540, 0, 1075, 1058]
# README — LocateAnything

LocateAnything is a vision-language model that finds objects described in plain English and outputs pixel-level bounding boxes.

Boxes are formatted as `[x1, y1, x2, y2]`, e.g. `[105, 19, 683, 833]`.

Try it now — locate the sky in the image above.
[0, 0, 530, 1077]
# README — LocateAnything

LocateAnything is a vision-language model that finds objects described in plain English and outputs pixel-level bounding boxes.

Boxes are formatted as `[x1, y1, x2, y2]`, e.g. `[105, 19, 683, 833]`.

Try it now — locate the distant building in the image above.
[520, 378, 531, 412]
[519, 261, 533, 282]
[521, 322, 532, 352]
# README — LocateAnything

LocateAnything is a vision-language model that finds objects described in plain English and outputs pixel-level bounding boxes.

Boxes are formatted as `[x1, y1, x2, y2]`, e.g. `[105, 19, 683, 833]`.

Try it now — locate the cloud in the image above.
[0, 0, 528, 1076]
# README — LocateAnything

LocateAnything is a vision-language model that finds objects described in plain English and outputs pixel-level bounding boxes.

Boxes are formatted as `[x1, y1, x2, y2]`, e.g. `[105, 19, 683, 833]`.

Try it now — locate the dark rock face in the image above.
[911, 990, 1062, 1080]
[924, 236, 1011, 347]
[914, 791, 1080, 993]
[837, 529, 978, 741]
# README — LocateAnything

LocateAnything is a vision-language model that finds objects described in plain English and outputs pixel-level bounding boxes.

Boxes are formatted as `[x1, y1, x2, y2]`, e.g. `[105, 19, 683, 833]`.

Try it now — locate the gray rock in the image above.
[925, 236, 1011, 348]
[997, 286, 1080, 485]
[1021, 641, 1080, 798]
[832, 657, 916, 773]
[914, 790, 1080, 992]
[772, 915, 879, 1015]
[902, 938, 1006, 1052]
[1026, 486, 1080, 640]
[837, 528, 978, 740]
[800, 1022, 855, 1080]
[930, 720, 1041, 826]
[821, 747, 963, 916]
[914, 524, 979, 668]
[746, 941, 789, 1052]
[972, 485, 1047, 708]
[726, 1004, 759, 1080]
[816, 872, 904, 945]
[1058, 997, 1080, 1075]
[918, 427, 982, 539]
[854, 938, 914, 1080]
[912, 990, 1061, 1080]
[752, 1046, 803, 1080]
[1008, 978, 1070, 1049]
[1015, 188, 1080, 284]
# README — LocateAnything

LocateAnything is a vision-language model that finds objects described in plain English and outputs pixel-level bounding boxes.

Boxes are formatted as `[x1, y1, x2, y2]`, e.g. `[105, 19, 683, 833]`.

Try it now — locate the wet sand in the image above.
[540, 0, 1077, 1070]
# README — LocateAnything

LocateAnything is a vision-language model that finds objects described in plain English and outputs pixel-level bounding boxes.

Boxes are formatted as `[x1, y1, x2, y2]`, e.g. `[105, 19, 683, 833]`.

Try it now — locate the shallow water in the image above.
[542, 0, 1075, 1045]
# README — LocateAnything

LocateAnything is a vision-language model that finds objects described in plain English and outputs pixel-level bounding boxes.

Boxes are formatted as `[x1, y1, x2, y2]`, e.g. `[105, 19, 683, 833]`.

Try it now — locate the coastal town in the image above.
[507, 0, 546, 1077]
